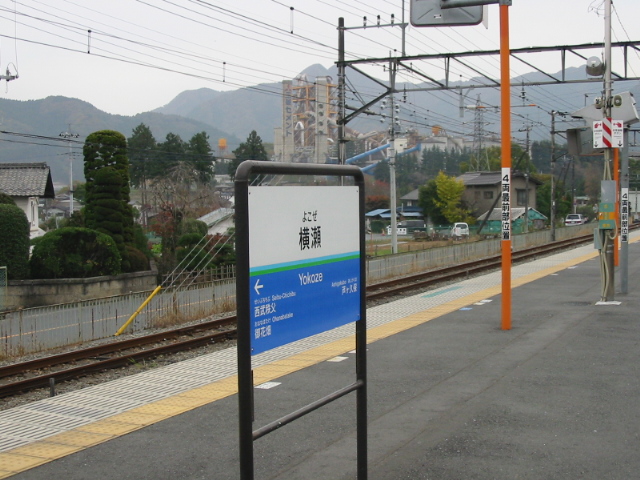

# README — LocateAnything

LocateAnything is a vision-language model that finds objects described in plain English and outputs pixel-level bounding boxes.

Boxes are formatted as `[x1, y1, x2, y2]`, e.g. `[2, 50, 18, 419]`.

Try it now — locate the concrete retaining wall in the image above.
[5, 268, 158, 310]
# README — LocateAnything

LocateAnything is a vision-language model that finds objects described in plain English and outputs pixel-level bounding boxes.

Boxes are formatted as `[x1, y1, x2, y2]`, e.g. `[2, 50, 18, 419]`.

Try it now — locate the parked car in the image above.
[386, 220, 427, 236]
[564, 214, 587, 226]
[451, 222, 470, 240]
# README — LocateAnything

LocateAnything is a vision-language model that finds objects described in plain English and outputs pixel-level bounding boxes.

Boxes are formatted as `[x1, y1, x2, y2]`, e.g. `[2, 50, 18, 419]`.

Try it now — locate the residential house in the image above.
[0, 163, 55, 238]
[457, 171, 542, 217]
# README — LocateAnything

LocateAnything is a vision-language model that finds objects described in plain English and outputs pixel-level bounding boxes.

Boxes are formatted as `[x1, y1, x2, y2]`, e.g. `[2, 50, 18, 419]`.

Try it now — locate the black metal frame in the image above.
[235, 161, 367, 480]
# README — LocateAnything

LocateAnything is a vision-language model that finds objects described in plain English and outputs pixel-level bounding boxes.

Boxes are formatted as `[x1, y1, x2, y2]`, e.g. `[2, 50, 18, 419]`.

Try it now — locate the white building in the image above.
[0, 163, 55, 238]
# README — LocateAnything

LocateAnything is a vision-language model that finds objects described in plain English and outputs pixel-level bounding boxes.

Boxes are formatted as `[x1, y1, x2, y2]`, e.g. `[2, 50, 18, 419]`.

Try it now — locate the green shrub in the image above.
[30, 227, 122, 279]
[0, 204, 30, 279]
[133, 224, 151, 257]
[178, 232, 204, 247]
[124, 245, 150, 273]
[180, 218, 208, 237]
[0, 192, 16, 206]
[176, 233, 211, 270]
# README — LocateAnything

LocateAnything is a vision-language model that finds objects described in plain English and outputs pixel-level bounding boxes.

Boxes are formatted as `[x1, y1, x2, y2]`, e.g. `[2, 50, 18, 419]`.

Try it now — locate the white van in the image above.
[451, 222, 470, 240]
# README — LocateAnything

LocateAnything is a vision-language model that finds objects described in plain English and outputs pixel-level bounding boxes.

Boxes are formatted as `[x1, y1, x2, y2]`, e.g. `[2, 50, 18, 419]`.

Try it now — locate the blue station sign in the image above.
[248, 186, 361, 355]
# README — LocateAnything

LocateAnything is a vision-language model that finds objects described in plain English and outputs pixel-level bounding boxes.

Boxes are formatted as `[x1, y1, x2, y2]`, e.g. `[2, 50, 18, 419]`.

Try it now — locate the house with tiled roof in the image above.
[0, 163, 55, 238]
[457, 171, 542, 217]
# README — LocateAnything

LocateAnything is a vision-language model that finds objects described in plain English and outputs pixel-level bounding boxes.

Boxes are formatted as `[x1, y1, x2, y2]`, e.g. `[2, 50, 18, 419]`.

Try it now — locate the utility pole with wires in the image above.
[519, 120, 532, 232]
[549, 110, 566, 243]
[383, 59, 401, 254]
[60, 128, 80, 217]
[471, 94, 486, 171]
[599, 0, 616, 303]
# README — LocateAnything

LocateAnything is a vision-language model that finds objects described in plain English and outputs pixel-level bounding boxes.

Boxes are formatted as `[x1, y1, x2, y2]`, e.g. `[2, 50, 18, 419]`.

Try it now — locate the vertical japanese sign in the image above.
[501, 168, 511, 240]
[621, 187, 629, 242]
[248, 186, 360, 355]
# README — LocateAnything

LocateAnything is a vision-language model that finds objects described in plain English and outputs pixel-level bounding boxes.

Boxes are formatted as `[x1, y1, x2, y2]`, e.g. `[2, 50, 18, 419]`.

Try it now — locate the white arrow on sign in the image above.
[254, 279, 264, 295]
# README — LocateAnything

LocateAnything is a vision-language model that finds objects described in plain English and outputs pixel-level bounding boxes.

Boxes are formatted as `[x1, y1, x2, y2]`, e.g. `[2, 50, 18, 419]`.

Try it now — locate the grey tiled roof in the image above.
[458, 171, 543, 186]
[457, 171, 502, 186]
[0, 163, 55, 198]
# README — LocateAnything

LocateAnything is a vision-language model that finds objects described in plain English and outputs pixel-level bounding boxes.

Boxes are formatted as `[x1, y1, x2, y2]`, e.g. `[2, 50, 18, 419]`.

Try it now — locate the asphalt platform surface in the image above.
[9, 241, 640, 479]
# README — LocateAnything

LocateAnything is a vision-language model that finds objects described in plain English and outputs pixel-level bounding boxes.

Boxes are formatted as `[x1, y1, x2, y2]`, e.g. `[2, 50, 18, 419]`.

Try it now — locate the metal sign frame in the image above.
[235, 161, 367, 480]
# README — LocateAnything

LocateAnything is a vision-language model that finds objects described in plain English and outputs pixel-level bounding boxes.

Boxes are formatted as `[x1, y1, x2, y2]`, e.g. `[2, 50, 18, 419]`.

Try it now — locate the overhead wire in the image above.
[4, 0, 638, 158]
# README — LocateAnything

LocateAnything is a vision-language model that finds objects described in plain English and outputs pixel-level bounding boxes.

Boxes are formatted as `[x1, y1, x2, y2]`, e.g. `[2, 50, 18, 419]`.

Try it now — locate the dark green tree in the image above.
[157, 133, 185, 175]
[395, 153, 426, 195]
[531, 140, 553, 173]
[30, 227, 121, 279]
[83, 130, 134, 270]
[229, 130, 269, 181]
[84, 130, 130, 190]
[373, 153, 425, 195]
[187, 131, 215, 183]
[0, 204, 30, 279]
[128, 124, 157, 211]
[422, 147, 447, 177]
[536, 174, 571, 223]
[176, 232, 211, 271]
[372, 159, 390, 184]
[73, 183, 87, 204]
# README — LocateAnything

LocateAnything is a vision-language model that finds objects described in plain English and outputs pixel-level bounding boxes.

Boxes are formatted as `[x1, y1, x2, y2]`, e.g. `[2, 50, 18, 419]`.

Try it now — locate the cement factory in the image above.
[272, 74, 500, 172]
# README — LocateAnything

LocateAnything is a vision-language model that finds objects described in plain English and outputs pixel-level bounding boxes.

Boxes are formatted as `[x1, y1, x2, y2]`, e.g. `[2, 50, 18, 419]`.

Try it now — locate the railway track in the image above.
[0, 231, 605, 399]
[367, 232, 594, 300]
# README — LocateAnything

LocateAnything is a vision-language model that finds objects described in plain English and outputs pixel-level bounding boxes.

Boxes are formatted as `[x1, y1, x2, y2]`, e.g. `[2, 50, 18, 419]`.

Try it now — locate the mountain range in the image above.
[1, 63, 637, 186]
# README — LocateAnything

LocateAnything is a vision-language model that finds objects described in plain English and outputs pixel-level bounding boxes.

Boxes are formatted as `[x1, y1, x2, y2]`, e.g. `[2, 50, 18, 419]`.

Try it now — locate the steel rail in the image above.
[0, 329, 236, 399]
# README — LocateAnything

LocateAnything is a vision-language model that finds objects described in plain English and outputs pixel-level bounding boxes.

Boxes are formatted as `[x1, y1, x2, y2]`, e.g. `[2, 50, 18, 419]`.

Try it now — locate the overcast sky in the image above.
[0, 0, 638, 118]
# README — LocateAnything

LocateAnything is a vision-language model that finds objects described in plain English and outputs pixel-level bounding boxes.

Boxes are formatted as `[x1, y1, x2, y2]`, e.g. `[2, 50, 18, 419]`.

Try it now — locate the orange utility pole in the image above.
[500, 2, 512, 330]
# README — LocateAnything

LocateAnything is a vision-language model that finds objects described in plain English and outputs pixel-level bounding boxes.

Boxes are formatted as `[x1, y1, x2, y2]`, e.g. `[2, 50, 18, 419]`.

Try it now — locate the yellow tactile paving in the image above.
[0, 469, 13, 479]
[10, 442, 81, 459]
[76, 420, 142, 436]
[128, 403, 191, 417]
[253, 364, 303, 377]
[151, 395, 214, 409]
[45, 430, 112, 448]
[109, 411, 168, 425]
[178, 385, 237, 404]
[0, 453, 46, 472]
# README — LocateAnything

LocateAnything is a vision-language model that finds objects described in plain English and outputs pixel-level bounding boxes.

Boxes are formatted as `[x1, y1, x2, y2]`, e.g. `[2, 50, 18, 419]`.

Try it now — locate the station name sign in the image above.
[248, 186, 361, 355]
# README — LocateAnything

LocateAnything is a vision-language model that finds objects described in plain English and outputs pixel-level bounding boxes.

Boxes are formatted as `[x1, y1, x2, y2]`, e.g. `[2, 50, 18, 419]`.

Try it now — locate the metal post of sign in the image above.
[235, 165, 254, 480]
[235, 161, 367, 480]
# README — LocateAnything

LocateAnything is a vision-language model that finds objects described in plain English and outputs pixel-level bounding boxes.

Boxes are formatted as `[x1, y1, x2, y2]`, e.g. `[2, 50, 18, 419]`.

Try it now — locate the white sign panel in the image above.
[593, 118, 623, 148]
[248, 185, 361, 355]
[501, 167, 511, 241]
[611, 119, 624, 147]
[621, 187, 629, 242]
[248, 186, 359, 268]
[592, 121, 604, 148]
